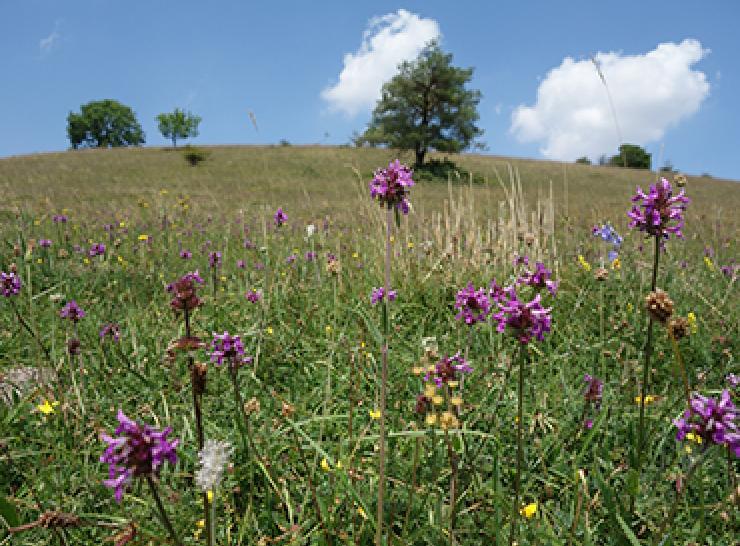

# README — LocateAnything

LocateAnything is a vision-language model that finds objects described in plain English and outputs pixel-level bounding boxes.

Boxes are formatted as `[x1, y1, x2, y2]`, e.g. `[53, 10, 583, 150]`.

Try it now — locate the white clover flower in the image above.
[195, 440, 232, 493]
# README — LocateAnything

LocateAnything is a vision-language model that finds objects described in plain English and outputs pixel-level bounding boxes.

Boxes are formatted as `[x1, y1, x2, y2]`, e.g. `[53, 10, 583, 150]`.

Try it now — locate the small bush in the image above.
[414, 158, 485, 184]
[183, 145, 208, 166]
[575, 156, 592, 165]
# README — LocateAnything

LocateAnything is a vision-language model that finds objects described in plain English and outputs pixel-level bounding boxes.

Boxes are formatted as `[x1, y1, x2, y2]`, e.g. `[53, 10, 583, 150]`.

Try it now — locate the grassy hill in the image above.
[1, 146, 738, 233]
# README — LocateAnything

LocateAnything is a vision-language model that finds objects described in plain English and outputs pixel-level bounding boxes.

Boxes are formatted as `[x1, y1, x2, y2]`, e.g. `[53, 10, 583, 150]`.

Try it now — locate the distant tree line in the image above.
[575, 144, 654, 170]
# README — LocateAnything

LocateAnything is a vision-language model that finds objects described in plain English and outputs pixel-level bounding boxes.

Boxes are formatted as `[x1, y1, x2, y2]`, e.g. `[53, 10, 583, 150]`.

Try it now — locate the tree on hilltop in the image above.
[358, 41, 483, 167]
[157, 109, 202, 148]
[67, 100, 145, 149]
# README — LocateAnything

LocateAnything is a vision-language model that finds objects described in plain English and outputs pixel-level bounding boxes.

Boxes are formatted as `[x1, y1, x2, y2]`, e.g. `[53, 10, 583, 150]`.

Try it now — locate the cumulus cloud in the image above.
[510, 39, 710, 161]
[321, 9, 440, 116]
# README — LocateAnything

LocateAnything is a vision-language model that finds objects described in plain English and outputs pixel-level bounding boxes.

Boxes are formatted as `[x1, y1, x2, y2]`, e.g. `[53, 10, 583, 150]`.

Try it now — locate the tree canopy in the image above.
[157, 109, 201, 148]
[67, 100, 145, 149]
[610, 143, 651, 169]
[358, 41, 483, 166]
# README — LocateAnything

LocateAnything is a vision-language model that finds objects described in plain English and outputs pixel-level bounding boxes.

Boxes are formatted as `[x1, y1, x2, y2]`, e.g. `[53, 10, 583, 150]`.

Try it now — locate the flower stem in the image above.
[509, 345, 526, 546]
[635, 234, 661, 509]
[376, 206, 392, 546]
[145, 476, 184, 546]
[668, 332, 692, 409]
[10, 299, 51, 363]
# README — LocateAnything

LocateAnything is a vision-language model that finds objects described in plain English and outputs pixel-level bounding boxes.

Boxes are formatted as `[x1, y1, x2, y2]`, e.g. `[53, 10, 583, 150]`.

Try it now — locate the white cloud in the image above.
[39, 21, 62, 55]
[510, 39, 710, 161]
[321, 9, 440, 117]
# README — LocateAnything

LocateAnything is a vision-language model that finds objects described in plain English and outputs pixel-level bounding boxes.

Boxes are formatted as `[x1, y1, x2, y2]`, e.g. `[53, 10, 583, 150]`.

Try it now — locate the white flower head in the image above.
[195, 439, 233, 492]
[306, 224, 316, 238]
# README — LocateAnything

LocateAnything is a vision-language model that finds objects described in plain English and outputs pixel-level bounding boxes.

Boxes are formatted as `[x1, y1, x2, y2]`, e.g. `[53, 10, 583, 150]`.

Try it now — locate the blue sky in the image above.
[1, 0, 739, 179]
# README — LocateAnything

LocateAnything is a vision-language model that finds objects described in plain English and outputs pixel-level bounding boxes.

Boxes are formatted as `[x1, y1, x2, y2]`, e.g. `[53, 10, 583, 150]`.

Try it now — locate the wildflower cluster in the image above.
[370, 287, 397, 305]
[517, 262, 558, 296]
[674, 390, 739, 457]
[369, 159, 414, 214]
[167, 271, 204, 312]
[592, 222, 623, 261]
[100, 410, 179, 502]
[209, 331, 251, 367]
[493, 288, 552, 344]
[628, 177, 689, 240]
[454, 282, 492, 325]
[414, 352, 472, 430]
[59, 300, 85, 322]
[1, 270, 21, 297]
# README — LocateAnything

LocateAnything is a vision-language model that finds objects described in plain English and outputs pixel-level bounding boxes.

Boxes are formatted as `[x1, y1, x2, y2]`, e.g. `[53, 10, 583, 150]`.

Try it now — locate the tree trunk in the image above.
[415, 147, 426, 167]
[172, 136, 177, 148]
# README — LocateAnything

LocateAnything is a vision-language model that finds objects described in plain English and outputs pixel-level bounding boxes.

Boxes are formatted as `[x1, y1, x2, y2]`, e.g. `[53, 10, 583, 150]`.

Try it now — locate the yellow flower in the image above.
[369, 409, 381, 420]
[407, 242, 414, 249]
[578, 255, 591, 272]
[704, 257, 715, 271]
[34, 219, 41, 226]
[520, 502, 538, 518]
[451, 396, 463, 406]
[196, 519, 205, 528]
[626, 303, 633, 313]
[432, 395, 444, 406]
[685, 432, 702, 444]
[138, 234, 149, 241]
[611, 257, 621, 270]
[357, 506, 368, 519]
[37, 258, 43, 264]
[335, 460, 343, 470]
[320, 458, 331, 472]
[425, 414, 438, 426]
[634, 395, 657, 406]
[266, 326, 274, 336]
[219, 275, 227, 282]
[352, 252, 359, 259]
[325, 325, 332, 334]
[36, 400, 59, 415]
[207, 490, 214, 503]
[390, 236, 395, 243]
[83, 258, 90, 265]
[159, 189, 169, 195]
[687, 312, 697, 333]
[119, 221, 126, 228]
[360, 341, 366, 349]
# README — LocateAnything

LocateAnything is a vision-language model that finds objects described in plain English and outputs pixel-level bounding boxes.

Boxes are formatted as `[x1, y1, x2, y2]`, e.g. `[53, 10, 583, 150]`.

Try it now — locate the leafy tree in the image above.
[156, 108, 201, 148]
[359, 41, 483, 166]
[67, 100, 145, 149]
[609, 144, 651, 169]
[575, 156, 592, 165]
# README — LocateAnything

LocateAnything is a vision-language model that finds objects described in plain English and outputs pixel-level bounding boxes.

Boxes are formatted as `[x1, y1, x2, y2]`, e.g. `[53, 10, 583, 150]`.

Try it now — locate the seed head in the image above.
[645, 289, 674, 324]
[667, 316, 690, 340]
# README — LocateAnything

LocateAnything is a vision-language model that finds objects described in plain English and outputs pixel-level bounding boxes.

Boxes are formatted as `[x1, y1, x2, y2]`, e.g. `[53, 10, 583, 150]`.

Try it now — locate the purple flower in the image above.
[1, 271, 22, 297]
[180, 250, 193, 259]
[513, 254, 529, 268]
[674, 390, 739, 457]
[210, 331, 251, 366]
[243, 239, 255, 250]
[100, 410, 179, 502]
[727, 374, 740, 388]
[274, 208, 288, 227]
[208, 251, 222, 268]
[584, 419, 594, 430]
[89, 243, 106, 257]
[39, 239, 53, 248]
[454, 282, 491, 325]
[518, 262, 558, 297]
[305, 251, 317, 262]
[167, 271, 204, 312]
[370, 287, 397, 305]
[627, 178, 690, 240]
[493, 287, 552, 344]
[583, 374, 604, 406]
[245, 289, 262, 303]
[53, 214, 68, 224]
[424, 353, 473, 387]
[286, 254, 297, 264]
[237, 259, 246, 269]
[254, 261, 265, 271]
[99, 323, 121, 342]
[489, 279, 506, 303]
[60, 300, 86, 322]
[369, 159, 414, 214]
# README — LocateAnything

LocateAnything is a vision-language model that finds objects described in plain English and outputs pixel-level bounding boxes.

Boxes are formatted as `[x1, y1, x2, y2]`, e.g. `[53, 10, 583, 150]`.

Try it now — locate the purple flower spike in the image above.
[371, 287, 397, 305]
[454, 282, 491, 325]
[209, 331, 249, 366]
[89, 243, 106, 257]
[627, 177, 690, 240]
[369, 159, 414, 214]
[674, 390, 739, 457]
[180, 250, 193, 259]
[424, 352, 473, 387]
[53, 214, 68, 224]
[60, 300, 85, 322]
[518, 262, 558, 297]
[39, 239, 53, 248]
[274, 208, 288, 227]
[99, 323, 121, 342]
[208, 251, 222, 268]
[245, 289, 262, 303]
[100, 410, 179, 502]
[583, 374, 604, 406]
[493, 287, 552, 344]
[167, 271, 204, 312]
[1, 271, 22, 297]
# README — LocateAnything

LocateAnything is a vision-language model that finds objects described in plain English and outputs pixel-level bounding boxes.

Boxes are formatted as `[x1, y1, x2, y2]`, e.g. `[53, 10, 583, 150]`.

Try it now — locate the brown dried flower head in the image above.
[645, 288, 674, 324]
[667, 316, 690, 340]
[594, 267, 609, 281]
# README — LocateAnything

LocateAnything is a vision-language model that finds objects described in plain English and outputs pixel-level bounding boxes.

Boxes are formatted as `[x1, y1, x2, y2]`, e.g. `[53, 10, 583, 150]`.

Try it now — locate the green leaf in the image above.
[616, 514, 642, 546]
[0, 496, 19, 528]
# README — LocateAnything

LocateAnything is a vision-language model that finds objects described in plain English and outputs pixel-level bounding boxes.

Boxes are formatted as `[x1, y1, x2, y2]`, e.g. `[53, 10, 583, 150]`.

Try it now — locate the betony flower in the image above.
[274, 208, 288, 227]
[454, 282, 492, 325]
[674, 390, 739, 457]
[245, 289, 262, 303]
[425, 353, 473, 387]
[180, 250, 193, 259]
[60, 300, 85, 322]
[209, 331, 252, 367]
[195, 440, 233, 493]
[167, 271, 204, 312]
[53, 214, 68, 224]
[493, 287, 552, 344]
[100, 410, 179, 502]
[370, 287, 397, 305]
[99, 323, 121, 342]
[237, 259, 246, 269]
[208, 251, 222, 268]
[627, 177, 689, 240]
[369, 159, 414, 214]
[39, 239, 53, 248]
[518, 262, 558, 296]
[583, 374, 604, 406]
[89, 243, 106, 257]
[1, 271, 22, 297]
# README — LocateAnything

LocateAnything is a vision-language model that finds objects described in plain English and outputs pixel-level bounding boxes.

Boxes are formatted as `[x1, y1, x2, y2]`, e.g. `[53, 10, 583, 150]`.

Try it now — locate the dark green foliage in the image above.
[413, 158, 485, 183]
[182, 144, 208, 166]
[576, 156, 592, 165]
[359, 41, 483, 167]
[610, 144, 651, 169]
[157, 108, 201, 148]
[67, 99, 145, 149]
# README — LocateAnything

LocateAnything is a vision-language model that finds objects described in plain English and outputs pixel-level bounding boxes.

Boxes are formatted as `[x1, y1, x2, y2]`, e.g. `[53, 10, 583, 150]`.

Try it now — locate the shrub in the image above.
[183, 145, 208, 166]
[413, 158, 485, 184]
